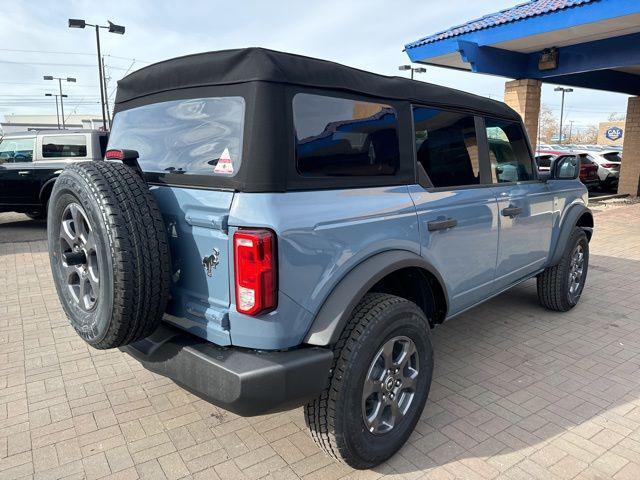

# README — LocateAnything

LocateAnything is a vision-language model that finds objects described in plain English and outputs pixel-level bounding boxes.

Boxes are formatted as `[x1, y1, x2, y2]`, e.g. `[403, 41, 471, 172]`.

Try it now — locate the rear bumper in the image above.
[121, 324, 333, 416]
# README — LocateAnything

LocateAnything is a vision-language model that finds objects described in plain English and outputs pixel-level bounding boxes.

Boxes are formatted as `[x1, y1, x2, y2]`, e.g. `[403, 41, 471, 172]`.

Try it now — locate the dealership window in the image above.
[42, 135, 87, 158]
[0, 137, 35, 163]
[485, 118, 534, 183]
[293, 93, 400, 177]
[412, 107, 480, 188]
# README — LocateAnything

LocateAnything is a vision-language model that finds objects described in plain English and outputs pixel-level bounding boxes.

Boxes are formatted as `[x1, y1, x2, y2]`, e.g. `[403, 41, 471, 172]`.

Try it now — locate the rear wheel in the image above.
[304, 293, 433, 469]
[25, 209, 46, 220]
[537, 227, 589, 312]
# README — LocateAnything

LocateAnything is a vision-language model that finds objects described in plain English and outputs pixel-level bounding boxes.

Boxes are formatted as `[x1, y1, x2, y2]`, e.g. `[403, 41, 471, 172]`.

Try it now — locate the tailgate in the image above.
[151, 186, 233, 346]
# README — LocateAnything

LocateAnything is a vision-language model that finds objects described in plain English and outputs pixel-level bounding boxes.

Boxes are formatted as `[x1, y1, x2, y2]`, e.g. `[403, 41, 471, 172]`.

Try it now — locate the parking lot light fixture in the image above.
[68, 18, 86, 29]
[45, 93, 60, 129]
[44, 76, 75, 129]
[68, 18, 126, 130]
[554, 87, 574, 144]
[398, 64, 426, 80]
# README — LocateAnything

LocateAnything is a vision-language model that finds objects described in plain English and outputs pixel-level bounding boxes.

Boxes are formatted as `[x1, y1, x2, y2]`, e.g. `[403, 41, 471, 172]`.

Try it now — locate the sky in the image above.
[0, 0, 630, 132]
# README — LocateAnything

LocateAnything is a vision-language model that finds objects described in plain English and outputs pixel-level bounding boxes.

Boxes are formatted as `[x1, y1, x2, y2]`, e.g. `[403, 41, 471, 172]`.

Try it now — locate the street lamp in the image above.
[399, 65, 427, 80]
[68, 18, 125, 130]
[44, 76, 76, 129]
[45, 93, 68, 129]
[554, 87, 573, 144]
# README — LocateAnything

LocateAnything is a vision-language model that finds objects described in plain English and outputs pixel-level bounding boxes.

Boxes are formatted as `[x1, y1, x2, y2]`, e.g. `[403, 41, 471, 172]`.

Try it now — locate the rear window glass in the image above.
[0, 137, 35, 163]
[603, 151, 621, 163]
[42, 135, 87, 158]
[108, 97, 245, 176]
[293, 93, 399, 177]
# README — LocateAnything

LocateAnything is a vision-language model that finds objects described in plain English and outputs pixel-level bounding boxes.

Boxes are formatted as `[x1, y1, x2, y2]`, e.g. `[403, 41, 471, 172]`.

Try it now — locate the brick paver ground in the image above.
[1, 204, 639, 480]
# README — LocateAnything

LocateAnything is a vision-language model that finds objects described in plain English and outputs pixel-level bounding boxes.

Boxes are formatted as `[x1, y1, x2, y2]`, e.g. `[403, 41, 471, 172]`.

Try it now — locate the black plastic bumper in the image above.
[121, 324, 333, 416]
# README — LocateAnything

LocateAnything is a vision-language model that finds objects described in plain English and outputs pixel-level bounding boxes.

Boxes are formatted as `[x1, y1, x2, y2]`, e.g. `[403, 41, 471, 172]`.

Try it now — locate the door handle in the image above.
[18, 171, 30, 175]
[427, 218, 458, 231]
[502, 206, 523, 217]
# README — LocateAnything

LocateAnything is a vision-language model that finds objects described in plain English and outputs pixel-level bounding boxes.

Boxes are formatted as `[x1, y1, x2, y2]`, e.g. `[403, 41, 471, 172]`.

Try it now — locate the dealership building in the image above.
[405, 0, 640, 196]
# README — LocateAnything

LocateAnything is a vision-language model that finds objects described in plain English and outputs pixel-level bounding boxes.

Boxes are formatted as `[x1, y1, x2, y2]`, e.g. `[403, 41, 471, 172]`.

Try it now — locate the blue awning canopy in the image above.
[405, 0, 640, 95]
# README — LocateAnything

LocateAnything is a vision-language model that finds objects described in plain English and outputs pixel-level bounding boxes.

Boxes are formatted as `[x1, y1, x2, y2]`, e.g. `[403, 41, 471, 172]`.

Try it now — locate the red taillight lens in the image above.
[601, 163, 616, 168]
[234, 229, 277, 315]
[105, 149, 124, 160]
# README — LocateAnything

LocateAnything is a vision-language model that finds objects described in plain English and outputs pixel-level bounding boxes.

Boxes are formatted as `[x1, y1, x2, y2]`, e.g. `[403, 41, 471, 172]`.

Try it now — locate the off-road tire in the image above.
[304, 293, 433, 469]
[25, 210, 46, 220]
[537, 227, 589, 312]
[48, 161, 171, 349]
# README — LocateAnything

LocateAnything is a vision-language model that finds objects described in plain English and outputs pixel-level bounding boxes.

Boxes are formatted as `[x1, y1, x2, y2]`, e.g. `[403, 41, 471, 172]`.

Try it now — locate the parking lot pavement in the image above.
[1, 204, 640, 480]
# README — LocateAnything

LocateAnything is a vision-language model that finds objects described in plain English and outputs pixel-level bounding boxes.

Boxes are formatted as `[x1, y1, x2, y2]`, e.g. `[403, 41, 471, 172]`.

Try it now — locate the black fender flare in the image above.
[303, 250, 448, 346]
[547, 204, 593, 267]
[39, 176, 59, 204]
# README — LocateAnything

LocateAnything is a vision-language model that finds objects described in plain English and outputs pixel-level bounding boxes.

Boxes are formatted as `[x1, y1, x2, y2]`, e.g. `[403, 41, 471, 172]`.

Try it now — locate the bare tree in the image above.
[608, 112, 626, 122]
[538, 104, 559, 143]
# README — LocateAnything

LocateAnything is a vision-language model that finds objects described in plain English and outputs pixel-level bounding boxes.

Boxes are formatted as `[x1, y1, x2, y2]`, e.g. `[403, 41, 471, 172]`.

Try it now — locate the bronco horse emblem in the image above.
[202, 248, 220, 277]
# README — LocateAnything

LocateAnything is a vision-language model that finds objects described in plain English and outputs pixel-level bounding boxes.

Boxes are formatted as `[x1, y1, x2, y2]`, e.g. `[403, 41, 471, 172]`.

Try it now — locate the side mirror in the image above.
[549, 156, 579, 180]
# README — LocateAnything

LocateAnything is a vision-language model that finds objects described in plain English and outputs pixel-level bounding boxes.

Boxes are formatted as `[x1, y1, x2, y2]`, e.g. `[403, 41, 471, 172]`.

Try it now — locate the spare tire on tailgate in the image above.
[47, 161, 171, 349]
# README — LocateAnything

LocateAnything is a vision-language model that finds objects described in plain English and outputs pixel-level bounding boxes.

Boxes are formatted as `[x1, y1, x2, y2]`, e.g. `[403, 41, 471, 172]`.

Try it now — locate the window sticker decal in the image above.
[214, 148, 234, 174]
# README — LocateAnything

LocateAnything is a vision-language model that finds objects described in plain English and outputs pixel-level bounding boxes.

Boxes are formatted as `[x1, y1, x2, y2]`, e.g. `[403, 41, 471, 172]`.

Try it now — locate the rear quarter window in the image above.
[108, 97, 245, 176]
[42, 135, 87, 158]
[293, 93, 400, 177]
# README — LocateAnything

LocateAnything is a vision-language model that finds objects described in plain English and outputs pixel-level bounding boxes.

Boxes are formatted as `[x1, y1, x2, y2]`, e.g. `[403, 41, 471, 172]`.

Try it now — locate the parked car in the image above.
[0, 129, 108, 219]
[575, 149, 622, 190]
[46, 48, 593, 469]
[536, 151, 599, 190]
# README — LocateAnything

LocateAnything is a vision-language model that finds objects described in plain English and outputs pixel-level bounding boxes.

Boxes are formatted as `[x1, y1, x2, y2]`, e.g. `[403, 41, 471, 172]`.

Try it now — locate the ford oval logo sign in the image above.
[605, 126, 623, 141]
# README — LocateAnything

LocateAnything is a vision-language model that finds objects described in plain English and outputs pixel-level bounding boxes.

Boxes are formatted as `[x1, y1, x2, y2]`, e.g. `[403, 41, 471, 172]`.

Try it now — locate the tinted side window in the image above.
[42, 135, 87, 158]
[535, 155, 552, 168]
[293, 93, 399, 177]
[0, 137, 35, 163]
[413, 107, 479, 188]
[485, 118, 533, 183]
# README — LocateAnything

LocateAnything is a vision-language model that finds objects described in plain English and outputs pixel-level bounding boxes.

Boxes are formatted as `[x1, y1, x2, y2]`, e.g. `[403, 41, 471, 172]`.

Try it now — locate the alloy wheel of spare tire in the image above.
[48, 161, 171, 349]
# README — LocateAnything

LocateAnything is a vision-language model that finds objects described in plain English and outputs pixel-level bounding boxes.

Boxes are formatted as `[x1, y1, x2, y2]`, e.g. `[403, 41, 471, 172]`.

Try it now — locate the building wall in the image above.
[619, 98, 640, 197]
[504, 79, 541, 151]
[597, 120, 625, 146]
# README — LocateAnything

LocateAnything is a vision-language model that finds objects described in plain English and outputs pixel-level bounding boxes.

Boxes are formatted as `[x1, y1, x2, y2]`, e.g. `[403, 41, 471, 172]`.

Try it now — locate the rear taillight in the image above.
[233, 229, 277, 315]
[601, 163, 616, 168]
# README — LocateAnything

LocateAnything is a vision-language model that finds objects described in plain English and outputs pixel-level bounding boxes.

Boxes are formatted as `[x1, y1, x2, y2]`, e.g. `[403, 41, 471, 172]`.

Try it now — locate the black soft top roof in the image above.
[115, 48, 519, 120]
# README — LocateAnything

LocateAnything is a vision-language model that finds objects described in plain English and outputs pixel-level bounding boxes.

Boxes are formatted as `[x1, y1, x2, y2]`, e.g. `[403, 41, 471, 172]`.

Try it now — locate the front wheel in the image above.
[537, 227, 589, 311]
[304, 293, 433, 469]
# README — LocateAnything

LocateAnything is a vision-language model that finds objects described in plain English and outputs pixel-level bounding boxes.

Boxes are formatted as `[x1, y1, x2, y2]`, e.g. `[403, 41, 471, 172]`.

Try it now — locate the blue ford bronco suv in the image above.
[48, 48, 593, 469]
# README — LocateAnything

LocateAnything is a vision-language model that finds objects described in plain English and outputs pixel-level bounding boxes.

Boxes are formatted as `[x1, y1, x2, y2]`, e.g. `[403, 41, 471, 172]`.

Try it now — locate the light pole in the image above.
[554, 87, 573, 144]
[44, 76, 75, 129]
[398, 65, 427, 80]
[68, 18, 125, 130]
[44, 93, 68, 129]
[568, 120, 575, 144]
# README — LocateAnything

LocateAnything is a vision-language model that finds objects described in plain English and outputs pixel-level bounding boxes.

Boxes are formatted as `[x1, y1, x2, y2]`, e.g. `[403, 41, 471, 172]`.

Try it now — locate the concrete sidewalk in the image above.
[1, 204, 639, 480]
